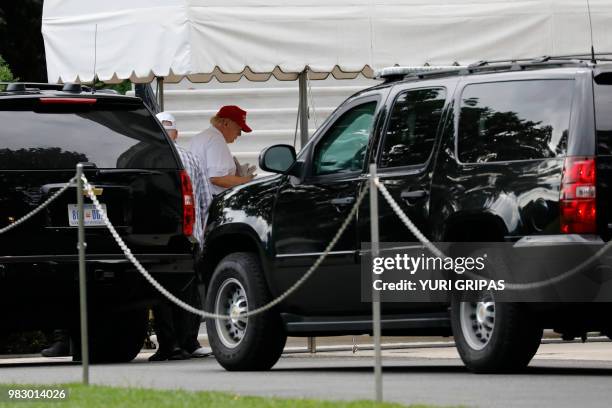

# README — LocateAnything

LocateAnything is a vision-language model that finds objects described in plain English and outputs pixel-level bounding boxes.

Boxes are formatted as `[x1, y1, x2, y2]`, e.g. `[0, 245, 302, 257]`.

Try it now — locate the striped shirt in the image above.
[176, 145, 213, 250]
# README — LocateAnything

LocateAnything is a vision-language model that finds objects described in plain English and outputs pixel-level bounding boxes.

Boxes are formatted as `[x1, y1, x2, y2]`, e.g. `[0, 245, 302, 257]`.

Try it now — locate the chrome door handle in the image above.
[331, 197, 356, 206]
[400, 190, 427, 200]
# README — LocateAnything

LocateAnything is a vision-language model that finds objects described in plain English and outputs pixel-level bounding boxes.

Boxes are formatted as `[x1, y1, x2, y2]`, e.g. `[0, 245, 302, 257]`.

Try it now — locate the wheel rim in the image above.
[459, 297, 495, 351]
[214, 278, 248, 349]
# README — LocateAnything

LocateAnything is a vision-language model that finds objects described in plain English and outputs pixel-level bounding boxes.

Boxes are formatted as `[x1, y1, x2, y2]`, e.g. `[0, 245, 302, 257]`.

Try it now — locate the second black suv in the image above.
[0, 84, 196, 362]
[201, 59, 612, 372]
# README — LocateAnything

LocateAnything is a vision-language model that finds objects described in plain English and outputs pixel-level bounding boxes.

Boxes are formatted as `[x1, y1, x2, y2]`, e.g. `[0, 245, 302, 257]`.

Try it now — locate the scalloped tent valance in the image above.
[42, 0, 612, 84]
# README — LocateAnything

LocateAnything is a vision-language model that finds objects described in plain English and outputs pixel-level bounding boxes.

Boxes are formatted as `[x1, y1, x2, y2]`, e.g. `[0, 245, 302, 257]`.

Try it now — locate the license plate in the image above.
[67, 204, 107, 227]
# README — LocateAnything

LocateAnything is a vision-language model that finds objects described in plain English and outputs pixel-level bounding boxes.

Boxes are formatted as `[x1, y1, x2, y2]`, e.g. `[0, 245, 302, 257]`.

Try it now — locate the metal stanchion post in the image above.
[369, 164, 382, 402]
[76, 164, 89, 385]
[307, 336, 316, 354]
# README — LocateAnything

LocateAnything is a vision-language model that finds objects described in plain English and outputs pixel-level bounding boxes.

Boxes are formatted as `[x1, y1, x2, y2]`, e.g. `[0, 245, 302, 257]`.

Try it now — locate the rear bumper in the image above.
[0, 253, 195, 330]
[490, 234, 612, 302]
[514, 234, 604, 246]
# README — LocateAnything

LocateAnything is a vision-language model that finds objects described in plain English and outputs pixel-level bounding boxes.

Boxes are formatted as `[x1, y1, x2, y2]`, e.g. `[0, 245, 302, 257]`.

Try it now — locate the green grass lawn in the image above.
[0, 384, 458, 408]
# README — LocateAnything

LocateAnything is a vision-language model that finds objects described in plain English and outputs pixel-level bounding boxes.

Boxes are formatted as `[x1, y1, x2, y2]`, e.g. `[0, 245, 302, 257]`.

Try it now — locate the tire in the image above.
[206, 252, 287, 371]
[451, 295, 542, 373]
[73, 308, 147, 364]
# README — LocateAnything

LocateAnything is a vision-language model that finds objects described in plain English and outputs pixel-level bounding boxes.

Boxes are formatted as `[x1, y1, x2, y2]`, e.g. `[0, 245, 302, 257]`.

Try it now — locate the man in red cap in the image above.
[189, 105, 255, 195]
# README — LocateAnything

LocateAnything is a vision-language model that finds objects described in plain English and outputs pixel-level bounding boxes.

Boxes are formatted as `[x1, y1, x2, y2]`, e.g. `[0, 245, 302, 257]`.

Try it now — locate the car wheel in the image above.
[451, 294, 542, 373]
[206, 252, 287, 371]
[73, 308, 147, 364]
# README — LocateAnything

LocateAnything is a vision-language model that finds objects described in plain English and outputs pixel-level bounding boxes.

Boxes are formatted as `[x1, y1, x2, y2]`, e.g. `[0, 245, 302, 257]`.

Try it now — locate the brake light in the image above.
[39, 98, 97, 104]
[560, 156, 596, 234]
[180, 170, 195, 237]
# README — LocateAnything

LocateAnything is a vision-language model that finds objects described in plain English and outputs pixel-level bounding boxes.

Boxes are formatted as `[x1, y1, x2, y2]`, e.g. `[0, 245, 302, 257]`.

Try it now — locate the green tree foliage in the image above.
[0, 1, 47, 82]
[96, 79, 132, 95]
[0, 54, 14, 82]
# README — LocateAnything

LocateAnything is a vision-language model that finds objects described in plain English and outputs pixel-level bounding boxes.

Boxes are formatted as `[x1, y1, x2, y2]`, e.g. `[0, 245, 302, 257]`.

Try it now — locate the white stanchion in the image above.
[369, 164, 383, 402]
[76, 163, 89, 385]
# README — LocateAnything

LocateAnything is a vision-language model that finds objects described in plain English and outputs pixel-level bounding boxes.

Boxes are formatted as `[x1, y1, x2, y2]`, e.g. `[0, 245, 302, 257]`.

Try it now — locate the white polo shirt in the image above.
[189, 126, 236, 195]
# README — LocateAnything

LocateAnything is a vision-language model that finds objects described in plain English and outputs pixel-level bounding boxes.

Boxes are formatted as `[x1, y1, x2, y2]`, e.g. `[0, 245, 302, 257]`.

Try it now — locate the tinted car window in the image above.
[380, 88, 446, 168]
[458, 80, 573, 163]
[594, 75, 612, 155]
[0, 100, 177, 169]
[313, 101, 376, 176]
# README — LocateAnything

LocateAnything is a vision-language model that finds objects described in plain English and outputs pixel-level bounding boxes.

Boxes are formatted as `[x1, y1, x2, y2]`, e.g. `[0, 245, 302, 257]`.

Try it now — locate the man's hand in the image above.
[233, 156, 257, 178]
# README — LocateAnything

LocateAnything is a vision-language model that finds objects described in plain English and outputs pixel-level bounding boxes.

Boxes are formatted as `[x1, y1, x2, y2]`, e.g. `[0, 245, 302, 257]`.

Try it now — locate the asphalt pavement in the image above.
[2, 341, 612, 408]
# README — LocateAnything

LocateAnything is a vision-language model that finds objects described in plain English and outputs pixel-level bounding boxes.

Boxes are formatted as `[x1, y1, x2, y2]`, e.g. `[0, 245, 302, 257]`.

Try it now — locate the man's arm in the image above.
[210, 174, 254, 188]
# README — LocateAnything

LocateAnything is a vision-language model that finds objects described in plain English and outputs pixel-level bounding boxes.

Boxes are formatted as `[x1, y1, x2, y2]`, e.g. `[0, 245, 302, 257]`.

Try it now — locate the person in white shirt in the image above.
[149, 111, 213, 361]
[189, 105, 255, 195]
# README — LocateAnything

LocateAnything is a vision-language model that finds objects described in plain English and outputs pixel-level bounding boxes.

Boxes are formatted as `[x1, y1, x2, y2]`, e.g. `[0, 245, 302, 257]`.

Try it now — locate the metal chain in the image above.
[373, 179, 445, 259]
[82, 174, 368, 320]
[0, 178, 75, 235]
[4, 172, 609, 303]
[374, 178, 612, 290]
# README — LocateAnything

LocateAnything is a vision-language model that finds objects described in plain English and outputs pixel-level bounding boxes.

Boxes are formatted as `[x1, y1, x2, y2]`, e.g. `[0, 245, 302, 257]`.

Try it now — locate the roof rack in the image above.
[374, 65, 467, 81]
[374, 55, 604, 83]
[0, 82, 93, 93]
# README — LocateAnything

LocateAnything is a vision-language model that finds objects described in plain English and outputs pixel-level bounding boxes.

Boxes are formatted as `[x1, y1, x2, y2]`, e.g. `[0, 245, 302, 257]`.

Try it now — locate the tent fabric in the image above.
[42, 0, 612, 84]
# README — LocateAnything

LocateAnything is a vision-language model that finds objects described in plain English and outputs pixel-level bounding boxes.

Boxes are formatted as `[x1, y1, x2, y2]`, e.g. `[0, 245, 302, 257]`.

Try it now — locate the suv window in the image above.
[313, 101, 376, 176]
[0, 100, 177, 170]
[380, 88, 446, 168]
[458, 80, 573, 163]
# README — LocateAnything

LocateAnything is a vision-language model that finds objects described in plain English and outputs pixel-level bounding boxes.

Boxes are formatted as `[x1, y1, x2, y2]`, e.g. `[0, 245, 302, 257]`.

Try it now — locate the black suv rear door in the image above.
[272, 94, 383, 314]
[374, 83, 453, 239]
[0, 96, 189, 257]
[359, 80, 456, 312]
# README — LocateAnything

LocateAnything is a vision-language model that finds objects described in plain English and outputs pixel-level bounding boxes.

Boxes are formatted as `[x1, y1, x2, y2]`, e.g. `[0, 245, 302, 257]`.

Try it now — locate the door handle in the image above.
[331, 197, 356, 206]
[400, 190, 427, 200]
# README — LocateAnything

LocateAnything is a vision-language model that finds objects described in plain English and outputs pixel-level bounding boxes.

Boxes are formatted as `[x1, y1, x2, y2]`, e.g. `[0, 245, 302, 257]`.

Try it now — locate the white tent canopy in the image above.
[43, 0, 612, 84]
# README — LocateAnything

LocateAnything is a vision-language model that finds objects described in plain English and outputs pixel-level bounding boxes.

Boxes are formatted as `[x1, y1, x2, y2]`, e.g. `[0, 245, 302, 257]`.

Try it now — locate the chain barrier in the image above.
[372, 179, 445, 259]
[81, 174, 368, 320]
[373, 178, 612, 291]
[0, 178, 76, 235]
[4, 171, 608, 319]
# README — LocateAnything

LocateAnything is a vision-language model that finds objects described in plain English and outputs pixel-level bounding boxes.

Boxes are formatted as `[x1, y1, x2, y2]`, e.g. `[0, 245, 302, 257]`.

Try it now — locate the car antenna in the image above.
[586, 0, 596, 64]
[92, 24, 98, 94]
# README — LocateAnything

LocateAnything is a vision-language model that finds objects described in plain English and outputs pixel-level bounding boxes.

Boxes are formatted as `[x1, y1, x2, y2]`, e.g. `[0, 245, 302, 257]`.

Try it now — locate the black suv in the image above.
[0, 84, 196, 363]
[202, 59, 612, 373]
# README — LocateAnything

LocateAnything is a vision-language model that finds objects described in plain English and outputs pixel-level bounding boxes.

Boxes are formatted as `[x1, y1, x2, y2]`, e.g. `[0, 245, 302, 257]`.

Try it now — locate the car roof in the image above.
[377, 59, 612, 85]
[0, 83, 140, 103]
[345, 59, 612, 101]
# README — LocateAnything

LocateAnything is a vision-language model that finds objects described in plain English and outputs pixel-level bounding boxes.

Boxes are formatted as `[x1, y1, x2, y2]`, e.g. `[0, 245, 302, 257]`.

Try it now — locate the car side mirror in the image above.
[259, 144, 297, 174]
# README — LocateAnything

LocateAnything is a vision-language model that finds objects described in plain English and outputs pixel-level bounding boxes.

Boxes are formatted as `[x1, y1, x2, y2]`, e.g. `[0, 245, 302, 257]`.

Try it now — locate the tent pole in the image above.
[158, 77, 165, 112]
[298, 70, 309, 149]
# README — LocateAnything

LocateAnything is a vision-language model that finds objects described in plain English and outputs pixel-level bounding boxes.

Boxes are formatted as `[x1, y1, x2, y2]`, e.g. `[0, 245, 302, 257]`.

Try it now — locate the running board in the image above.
[281, 312, 451, 336]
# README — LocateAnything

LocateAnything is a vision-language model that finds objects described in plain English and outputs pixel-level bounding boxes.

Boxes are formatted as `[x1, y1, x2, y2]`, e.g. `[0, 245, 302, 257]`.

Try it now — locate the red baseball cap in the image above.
[217, 105, 252, 133]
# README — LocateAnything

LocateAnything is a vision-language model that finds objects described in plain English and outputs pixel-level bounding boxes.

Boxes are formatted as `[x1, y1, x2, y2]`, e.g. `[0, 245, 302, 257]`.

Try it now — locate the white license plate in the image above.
[67, 204, 107, 227]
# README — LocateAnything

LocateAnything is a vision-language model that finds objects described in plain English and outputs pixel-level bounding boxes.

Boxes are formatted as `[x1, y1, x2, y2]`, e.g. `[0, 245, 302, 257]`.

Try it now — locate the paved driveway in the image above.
[1, 341, 612, 408]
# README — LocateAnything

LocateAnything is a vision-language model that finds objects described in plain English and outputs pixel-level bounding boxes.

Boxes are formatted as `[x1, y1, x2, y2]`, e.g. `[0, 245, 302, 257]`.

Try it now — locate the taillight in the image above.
[39, 98, 97, 104]
[180, 170, 195, 237]
[560, 156, 597, 234]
